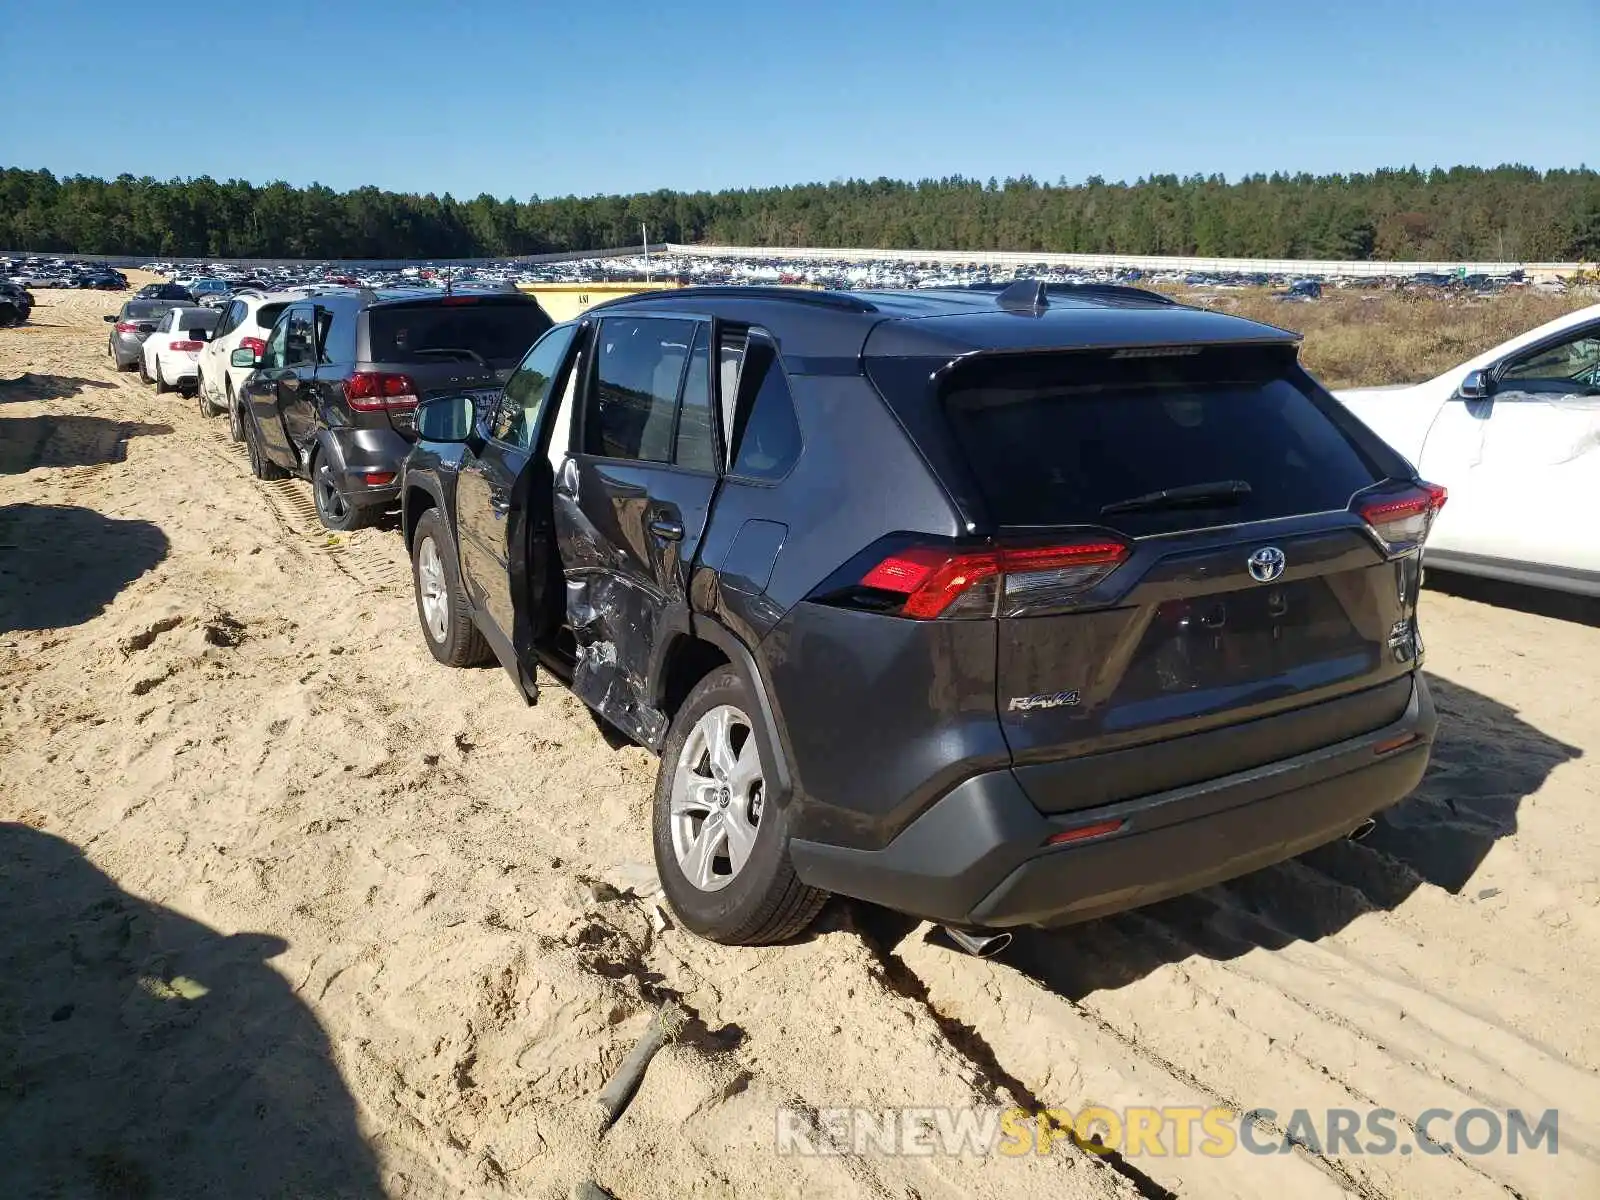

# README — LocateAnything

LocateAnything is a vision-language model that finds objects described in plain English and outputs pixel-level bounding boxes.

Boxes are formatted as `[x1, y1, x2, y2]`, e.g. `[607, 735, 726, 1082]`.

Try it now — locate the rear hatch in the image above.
[863, 341, 1435, 813]
[362, 294, 552, 436]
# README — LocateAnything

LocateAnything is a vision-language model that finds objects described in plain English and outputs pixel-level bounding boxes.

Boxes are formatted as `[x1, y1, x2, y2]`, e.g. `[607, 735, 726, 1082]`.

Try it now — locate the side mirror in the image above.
[103, 314, 116, 322]
[1457, 369, 1492, 400]
[416, 394, 477, 443]
[230, 348, 261, 368]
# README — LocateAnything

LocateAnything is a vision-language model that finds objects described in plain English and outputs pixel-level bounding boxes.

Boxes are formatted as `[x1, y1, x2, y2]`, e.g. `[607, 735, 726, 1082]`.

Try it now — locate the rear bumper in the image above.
[789, 673, 1436, 928]
[328, 427, 411, 508]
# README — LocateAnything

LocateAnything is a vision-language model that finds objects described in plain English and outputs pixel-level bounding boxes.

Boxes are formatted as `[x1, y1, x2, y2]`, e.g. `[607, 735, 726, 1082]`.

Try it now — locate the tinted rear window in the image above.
[179, 309, 221, 330]
[940, 348, 1379, 534]
[366, 300, 552, 368]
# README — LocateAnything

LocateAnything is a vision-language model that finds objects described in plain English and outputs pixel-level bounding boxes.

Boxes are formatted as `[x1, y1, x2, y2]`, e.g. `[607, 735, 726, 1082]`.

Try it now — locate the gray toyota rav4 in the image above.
[400, 281, 1441, 949]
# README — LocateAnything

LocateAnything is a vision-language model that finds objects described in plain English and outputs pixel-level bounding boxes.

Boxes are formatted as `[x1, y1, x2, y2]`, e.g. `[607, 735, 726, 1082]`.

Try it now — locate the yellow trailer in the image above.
[515, 280, 679, 322]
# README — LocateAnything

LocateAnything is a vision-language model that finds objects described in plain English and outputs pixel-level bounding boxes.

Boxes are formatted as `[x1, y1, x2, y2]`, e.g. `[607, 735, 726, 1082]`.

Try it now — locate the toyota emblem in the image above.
[1248, 546, 1286, 583]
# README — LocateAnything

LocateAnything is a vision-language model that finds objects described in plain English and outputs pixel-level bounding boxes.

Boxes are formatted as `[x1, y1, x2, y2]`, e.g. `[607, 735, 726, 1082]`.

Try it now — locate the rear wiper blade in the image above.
[1099, 479, 1252, 516]
[410, 346, 490, 368]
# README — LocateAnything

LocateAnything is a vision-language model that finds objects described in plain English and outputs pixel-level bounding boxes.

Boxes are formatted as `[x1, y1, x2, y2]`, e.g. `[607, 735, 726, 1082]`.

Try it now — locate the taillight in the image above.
[169, 340, 203, 352]
[114, 322, 139, 333]
[238, 336, 267, 357]
[858, 539, 1129, 619]
[1356, 482, 1447, 552]
[344, 371, 420, 412]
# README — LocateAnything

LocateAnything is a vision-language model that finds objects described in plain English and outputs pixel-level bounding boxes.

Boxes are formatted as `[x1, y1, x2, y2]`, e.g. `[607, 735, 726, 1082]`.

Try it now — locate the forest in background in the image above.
[2, 164, 1597, 262]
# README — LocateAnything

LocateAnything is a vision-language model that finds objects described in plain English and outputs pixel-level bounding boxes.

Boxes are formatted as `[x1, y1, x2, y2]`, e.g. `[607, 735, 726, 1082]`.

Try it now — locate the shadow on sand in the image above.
[0, 823, 385, 1199]
[0, 505, 169, 633]
[0, 372, 119, 405]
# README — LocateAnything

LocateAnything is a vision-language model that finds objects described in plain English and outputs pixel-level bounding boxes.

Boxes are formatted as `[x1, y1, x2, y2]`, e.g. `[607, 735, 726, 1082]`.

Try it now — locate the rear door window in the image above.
[585, 317, 697, 462]
[674, 325, 717, 472]
[366, 299, 552, 369]
[941, 349, 1379, 534]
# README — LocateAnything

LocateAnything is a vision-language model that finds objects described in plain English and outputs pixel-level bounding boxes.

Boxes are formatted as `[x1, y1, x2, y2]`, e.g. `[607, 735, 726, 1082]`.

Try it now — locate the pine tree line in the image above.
[2, 164, 1596, 262]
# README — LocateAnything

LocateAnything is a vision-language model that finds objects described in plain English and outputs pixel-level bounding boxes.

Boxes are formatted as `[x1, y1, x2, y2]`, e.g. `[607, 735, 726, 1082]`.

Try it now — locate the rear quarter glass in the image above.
[938, 346, 1381, 536]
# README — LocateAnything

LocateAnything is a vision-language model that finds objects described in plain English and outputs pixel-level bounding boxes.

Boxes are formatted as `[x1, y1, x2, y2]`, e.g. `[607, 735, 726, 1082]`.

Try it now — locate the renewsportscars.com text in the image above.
[774, 1105, 1560, 1159]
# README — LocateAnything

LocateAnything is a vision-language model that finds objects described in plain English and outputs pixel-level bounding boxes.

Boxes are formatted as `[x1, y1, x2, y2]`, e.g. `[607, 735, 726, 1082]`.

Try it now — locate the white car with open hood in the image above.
[1336, 303, 1600, 597]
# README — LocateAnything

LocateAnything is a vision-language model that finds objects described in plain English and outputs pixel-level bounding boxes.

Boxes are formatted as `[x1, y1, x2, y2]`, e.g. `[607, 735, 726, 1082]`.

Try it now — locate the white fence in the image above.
[663, 243, 1586, 280]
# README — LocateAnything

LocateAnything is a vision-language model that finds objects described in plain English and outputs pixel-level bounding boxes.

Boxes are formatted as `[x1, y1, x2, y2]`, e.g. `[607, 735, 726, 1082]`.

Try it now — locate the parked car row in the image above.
[186, 277, 1452, 951]
[3, 256, 126, 290]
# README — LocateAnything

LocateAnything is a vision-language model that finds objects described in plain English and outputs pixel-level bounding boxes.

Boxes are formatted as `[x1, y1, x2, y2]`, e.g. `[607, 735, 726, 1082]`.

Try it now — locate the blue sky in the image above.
[2, 0, 1595, 198]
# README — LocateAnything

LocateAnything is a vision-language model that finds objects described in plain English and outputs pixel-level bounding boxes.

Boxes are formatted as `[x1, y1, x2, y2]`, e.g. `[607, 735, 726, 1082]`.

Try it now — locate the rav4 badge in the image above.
[1008, 690, 1082, 712]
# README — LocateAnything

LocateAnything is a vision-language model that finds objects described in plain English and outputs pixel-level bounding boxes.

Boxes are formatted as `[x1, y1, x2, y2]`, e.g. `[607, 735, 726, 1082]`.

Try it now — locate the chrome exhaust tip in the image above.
[943, 926, 1013, 958]
[1348, 818, 1378, 843]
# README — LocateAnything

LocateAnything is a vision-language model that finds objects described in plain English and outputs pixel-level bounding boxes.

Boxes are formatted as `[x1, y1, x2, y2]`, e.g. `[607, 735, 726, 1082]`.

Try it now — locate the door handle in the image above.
[649, 515, 684, 541]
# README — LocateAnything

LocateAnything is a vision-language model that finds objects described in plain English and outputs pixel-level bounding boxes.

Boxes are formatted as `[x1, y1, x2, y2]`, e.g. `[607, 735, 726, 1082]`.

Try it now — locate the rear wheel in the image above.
[654, 667, 827, 944]
[411, 509, 490, 667]
[312, 450, 373, 532]
[243, 404, 288, 480]
[196, 371, 218, 417]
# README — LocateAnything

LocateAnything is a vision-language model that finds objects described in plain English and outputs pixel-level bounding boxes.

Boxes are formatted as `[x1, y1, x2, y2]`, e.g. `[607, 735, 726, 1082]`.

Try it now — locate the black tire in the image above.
[311, 449, 373, 532]
[154, 359, 171, 394]
[137, 354, 151, 385]
[653, 666, 828, 945]
[196, 371, 218, 417]
[226, 383, 244, 441]
[243, 404, 288, 480]
[410, 509, 490, 667]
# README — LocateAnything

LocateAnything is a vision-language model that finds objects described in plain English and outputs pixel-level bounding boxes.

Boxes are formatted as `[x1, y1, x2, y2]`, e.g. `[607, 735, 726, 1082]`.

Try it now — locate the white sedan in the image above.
[139, 306, 220, 394]
[1336, 303, 1600, 596]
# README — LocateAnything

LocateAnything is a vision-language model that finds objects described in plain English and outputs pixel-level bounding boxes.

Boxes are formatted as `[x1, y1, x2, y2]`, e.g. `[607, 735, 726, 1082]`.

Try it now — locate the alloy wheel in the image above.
[315, 460, 348, 522]
[416, 536, 449, 643]
[670, 705, 764, 892]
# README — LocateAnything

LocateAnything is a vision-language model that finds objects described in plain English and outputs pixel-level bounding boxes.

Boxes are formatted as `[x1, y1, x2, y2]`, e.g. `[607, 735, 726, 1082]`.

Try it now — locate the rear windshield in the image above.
[939, 348, 1380, 534]
[365, 300, 552, 368]
[177, 309, 220, 330]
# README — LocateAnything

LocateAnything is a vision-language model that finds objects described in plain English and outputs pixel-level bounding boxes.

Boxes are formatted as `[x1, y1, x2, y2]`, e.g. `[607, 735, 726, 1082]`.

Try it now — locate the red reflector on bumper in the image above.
[1045, 818, 1126, 846]
[1373, 732, 1420, 755]
[362, 472, 396, 486]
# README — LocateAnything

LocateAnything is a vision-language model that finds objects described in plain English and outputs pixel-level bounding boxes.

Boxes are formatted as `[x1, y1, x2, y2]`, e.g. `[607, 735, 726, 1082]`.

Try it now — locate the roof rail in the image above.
[968, 279, 1176, 307]
[588, 285, 880, 315]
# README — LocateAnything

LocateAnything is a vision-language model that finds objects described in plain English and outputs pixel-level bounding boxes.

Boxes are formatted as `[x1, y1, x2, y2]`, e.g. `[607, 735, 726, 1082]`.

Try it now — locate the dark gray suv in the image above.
[234, 288, 551, 530]
[400, 282, 1441, 948]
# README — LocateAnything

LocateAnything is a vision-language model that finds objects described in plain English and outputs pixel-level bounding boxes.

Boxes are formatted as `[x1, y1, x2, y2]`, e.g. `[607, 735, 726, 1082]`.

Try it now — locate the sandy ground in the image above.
[2, 281, 1598, 1200]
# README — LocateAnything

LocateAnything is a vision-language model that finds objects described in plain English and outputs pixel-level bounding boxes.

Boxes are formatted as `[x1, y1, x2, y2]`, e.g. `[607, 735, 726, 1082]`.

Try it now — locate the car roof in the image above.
[588, 282, 1301, 362]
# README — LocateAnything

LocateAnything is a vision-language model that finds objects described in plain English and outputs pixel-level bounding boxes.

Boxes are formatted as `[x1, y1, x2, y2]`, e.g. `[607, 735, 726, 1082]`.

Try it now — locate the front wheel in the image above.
[154, 359, 171, 394]
[226, 384, 244, 442]
[653, 667, 827, 945]
[137, 354, 151, 385]
[410, 509, 490, 667]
